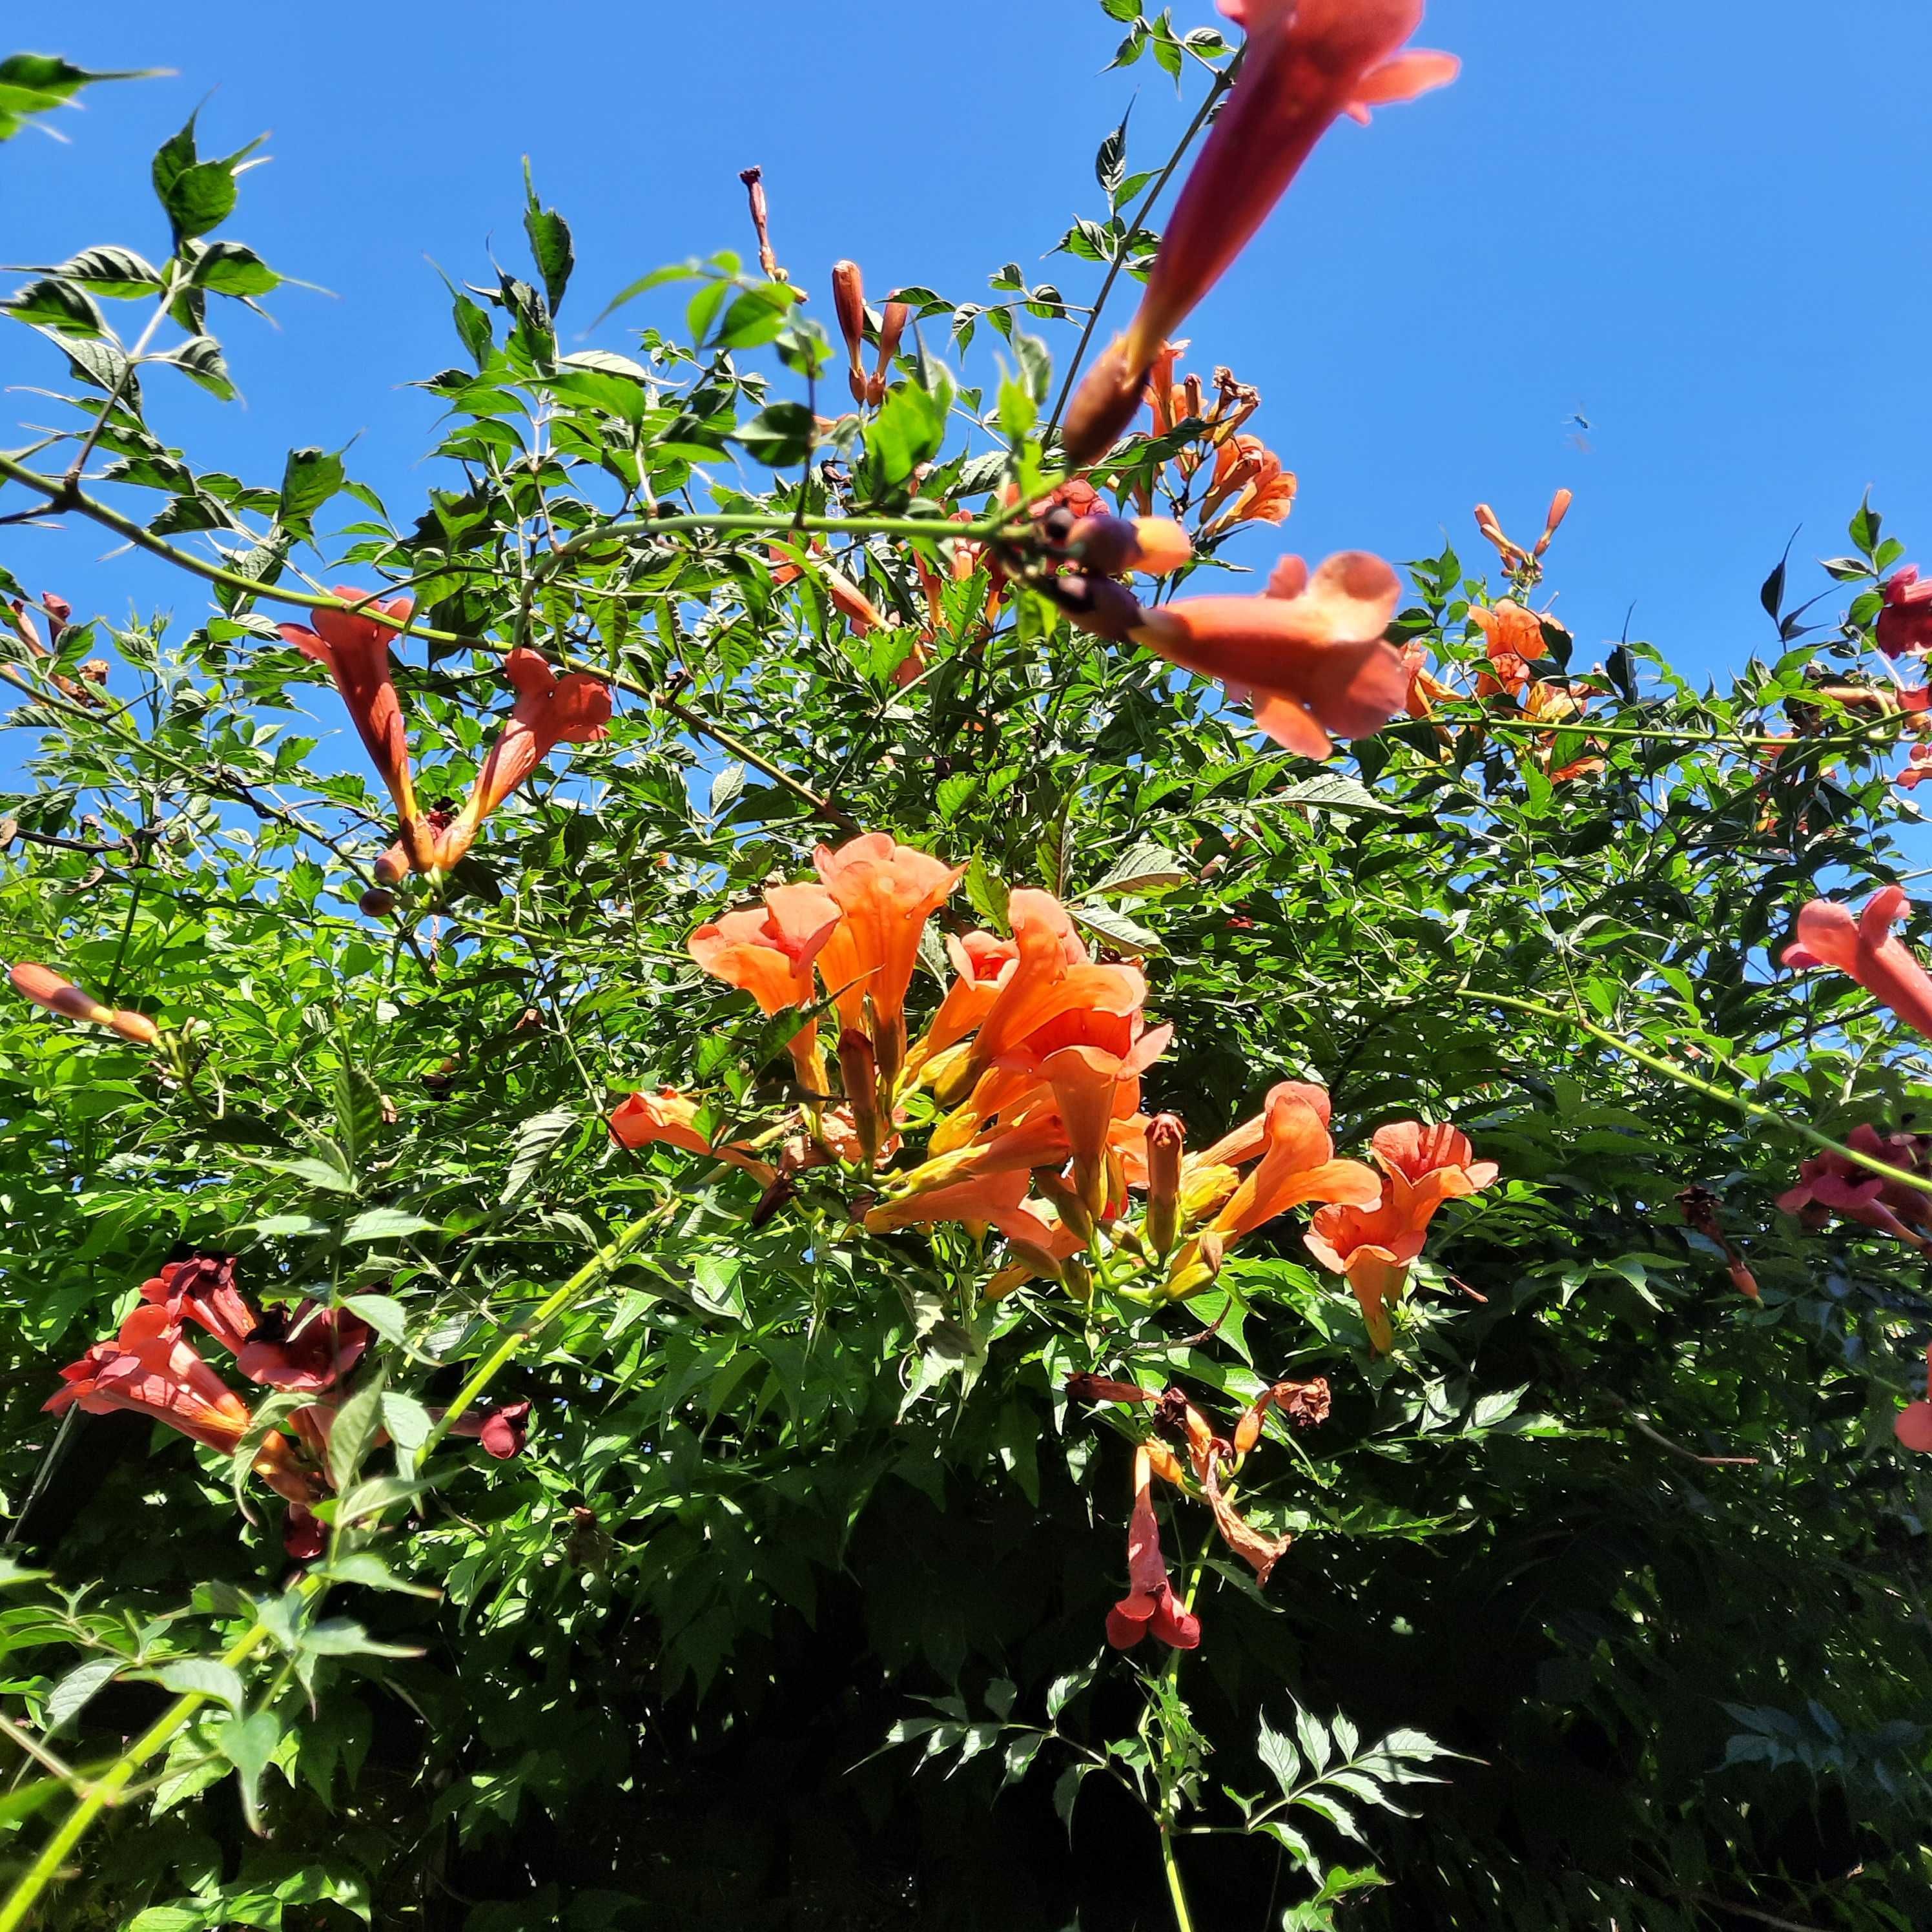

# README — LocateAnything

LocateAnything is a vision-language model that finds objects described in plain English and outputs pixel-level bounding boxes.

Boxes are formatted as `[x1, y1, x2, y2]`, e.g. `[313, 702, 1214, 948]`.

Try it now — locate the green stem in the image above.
[1159, 1827, 1197, 1932]
[414, 1211, 662, 1465]
[0, 1617, 277, 1932]
[1457, 986, 1932, 1198]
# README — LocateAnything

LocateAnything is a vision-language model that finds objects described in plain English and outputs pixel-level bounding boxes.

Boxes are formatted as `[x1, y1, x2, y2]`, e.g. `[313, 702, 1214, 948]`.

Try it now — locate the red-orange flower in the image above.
[690, 883, 843, 1091]
[1898, 1347, 1932, 1452]
[1783, 886, 1932, 1042]
[812, 834, 963, 1082]
[437, 648, 612, 870]
[1199, 433, 1297, 533]
[1130, 552, 1408, 759]
[1876, 567, 1932, 659]
[1305, 1120, 1497, 1350]
[1778, 1124, 1932, 1255]
[1106, 1444, 1202, 1652]
[608, 1089, 777, 1188]
[8, 963, 159, 1046]
[1470, 601, 1541, 698]
[1060, 0, 1457, 463]
[46, 1304, 317, 1503]
[278, 590, 434, 870]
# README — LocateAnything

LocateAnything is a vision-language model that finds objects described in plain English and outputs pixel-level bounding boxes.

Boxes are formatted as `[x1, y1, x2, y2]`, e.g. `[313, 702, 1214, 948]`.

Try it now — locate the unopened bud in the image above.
[830, 260, 867, 381]
[837, 1028, 883, 1165]
[1146, 1113, 1184, 1258]
[373, 843, 411, 888]
[1046, 573, 1147, 644]
[1060, 336, 1147, 468]
[8, 961, 160, 1046]
[359, 887, 396, 917]
[871, 299, 910, 400]
[1534, 486, 1574, 557]
[1129, 517, 1192, 576]
[1066, 514, 1143, 578]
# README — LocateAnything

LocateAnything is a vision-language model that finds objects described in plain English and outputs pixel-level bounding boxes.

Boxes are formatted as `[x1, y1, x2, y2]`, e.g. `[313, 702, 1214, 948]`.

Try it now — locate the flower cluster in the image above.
[624, 832, 1495, 1352]
[1069, 1373, 1333, 1652]
[46, 1256, 526, 1557]
[277, 591, 611, 906]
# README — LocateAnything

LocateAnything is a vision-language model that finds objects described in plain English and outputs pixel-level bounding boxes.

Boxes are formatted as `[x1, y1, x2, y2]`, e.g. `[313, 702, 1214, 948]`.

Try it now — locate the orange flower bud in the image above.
[8, 962, 159, 1045]
[830, 260, 867, 400]
[1534, 487, 1574, 558]
[1130, 518, 1193, 576]
[837, 1029, 884, 1166]
[868, 299, 910, 406]
[1146, 1113, 1184, 1257]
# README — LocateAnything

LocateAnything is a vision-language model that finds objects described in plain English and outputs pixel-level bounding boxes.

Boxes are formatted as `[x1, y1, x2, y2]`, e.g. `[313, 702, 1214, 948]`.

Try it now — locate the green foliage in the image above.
[0, 22, 1929, 1932]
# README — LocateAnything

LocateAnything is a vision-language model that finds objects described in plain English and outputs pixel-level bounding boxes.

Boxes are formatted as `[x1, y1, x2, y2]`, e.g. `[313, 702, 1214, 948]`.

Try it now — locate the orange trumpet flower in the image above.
[1470, 602, 1542, 699]
[1106, 1443, 1202, 1652]
[1304, 1121, 1498, 1350]
[278, 590, 435, 872]
[1165, 1082, 1381, 1297]
[8, 962, 159, 1046]
[689, 882, 843, 1091]
[1131, 551, 1408, 759]
[608, 1089, 777, 1188]
[1061, 0, 1457, 464]
[437, 648, 612, 870]
[1783, 886, 1932, 1042]
[812, 833, 963, 1084]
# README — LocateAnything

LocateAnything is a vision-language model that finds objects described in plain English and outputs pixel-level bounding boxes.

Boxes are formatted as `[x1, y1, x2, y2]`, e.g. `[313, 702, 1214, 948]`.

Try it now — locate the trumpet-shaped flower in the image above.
[609, 1089, 777, 1188]
[1778, 1124, 1932, 1255]
[1876, 567, 1932, 659]
[1165, 1082, 1381, 1296]
[1130, 552, 1408, 759]
[137, 1255, 258, 1355]
[46, 1305, 317, 1502]
[234, 1302, 375, 1394]
[814, 834, 964, 1081]
[437, 648, 612, 870]
[1898, 1348, 1932, 1452]
[278, 590, 434, 870]
[1305, 1120, 1497, 1350]
[1783, 886, 1932, 1042]
[1471, 602, 1541, 698]
[690, 883, 843, 1089]
[8, 962, 159, 1046]
[1105, 1445, 1202, 1652]
[1061, 0, 1457, 463]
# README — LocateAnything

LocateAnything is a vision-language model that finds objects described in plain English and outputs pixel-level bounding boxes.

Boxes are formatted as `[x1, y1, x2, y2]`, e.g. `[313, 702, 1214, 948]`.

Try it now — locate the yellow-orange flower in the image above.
[608, 1089, 777, 1188]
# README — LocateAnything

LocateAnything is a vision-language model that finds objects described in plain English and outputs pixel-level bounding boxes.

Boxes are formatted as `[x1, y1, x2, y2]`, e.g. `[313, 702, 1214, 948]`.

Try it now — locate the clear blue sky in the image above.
[5, 0, 1931, 688]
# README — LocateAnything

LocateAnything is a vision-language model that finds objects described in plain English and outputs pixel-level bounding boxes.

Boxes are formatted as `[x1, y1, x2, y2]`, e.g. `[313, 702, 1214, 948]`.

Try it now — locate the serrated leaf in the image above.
[316, 1549, 440, 1598]
[1094, 840, 1189, 894]
[217, 1709, 281, 1833]
[342, 1208, 437, 1244]
[1070, 900, 1162, 957]
[1258, 1716, 1301, 1794]
[45, 1655, 121, 1733]
[152, 1658, 245, 1711]
[345, 1293, 410, 1348]
[1273, 774, 1404, 818]
[521, 158, 575, 315]
[378, 1390, 431, 1452]
[327, 1377, 386, 1492]
[503, 1109, 577, 1204]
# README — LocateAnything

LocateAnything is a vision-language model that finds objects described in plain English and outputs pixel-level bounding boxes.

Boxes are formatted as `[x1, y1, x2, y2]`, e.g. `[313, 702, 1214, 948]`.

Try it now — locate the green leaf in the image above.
[152, 111, 264, 245]
[1094, 840, 1189, 894]
[154, 334, 238, 401]
[55, 244, 165, 297]
[345, 1293, 411, 1348]
[217, 1709, 281, 1833]
[277, 446, 344, 537]
[45, 1655, 121, 1733]
[186, 238, 280, 298]
[1070, 900, 1162, 956]
[503, 1109, 577, 1204]
[521, 158, 575, 315]
[734, 401, 816, 469]
[315, 1550, 440, 1598]
[3, 276, 105, 338]
[327, 1376, 387, 1492]
[715, 282, 801, 351]
[342, 1208, 437, 1244]
[1273, 774, 1406, 818]
[0, 54, 160, 141]
[378, 1390, 433, 1452]
[152, 1658, 245, 1711]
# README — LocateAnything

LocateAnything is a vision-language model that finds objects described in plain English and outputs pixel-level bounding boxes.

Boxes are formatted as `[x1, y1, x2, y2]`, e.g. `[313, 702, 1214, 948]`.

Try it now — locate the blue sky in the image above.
[4, 0, 1931, 692]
